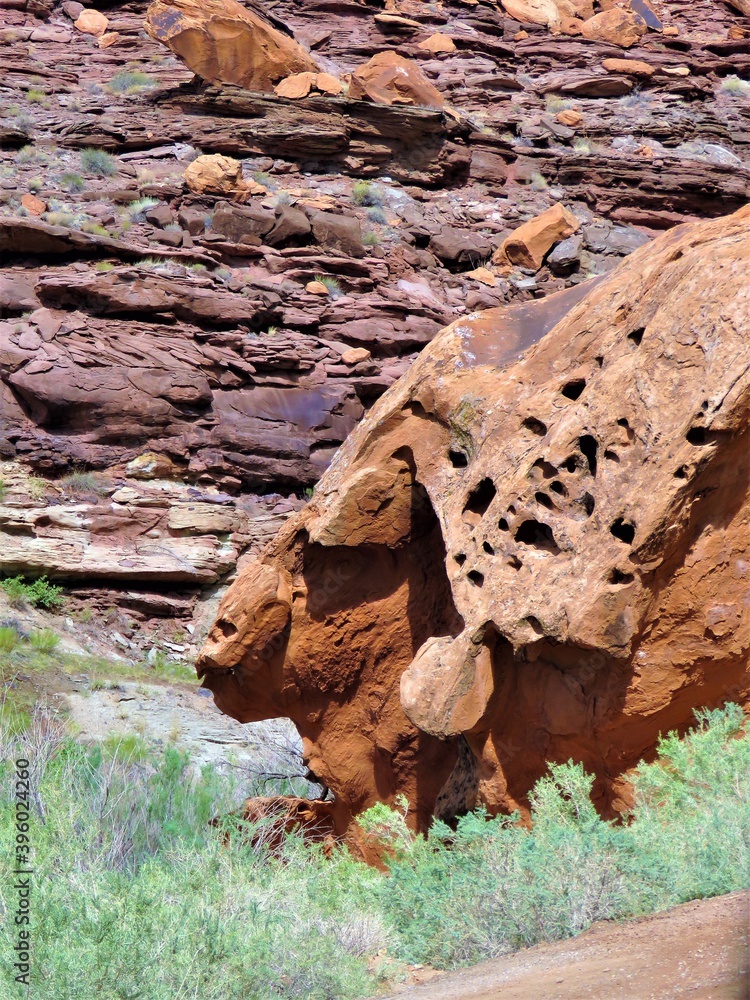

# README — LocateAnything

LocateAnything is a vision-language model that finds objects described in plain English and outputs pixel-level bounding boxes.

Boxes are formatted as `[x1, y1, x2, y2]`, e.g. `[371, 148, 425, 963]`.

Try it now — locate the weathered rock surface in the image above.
[348, 51, 445, 109]
[144, 0, 318, 91]
[199, 209, 750, 833]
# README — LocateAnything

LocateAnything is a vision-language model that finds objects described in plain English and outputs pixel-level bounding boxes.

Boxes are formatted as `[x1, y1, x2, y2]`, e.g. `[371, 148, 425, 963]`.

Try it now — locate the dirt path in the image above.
[388, 891, 750, 1000]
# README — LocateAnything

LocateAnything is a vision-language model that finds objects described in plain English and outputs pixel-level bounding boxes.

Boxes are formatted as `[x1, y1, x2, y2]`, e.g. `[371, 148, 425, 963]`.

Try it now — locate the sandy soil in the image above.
[387, 891, 750, 1000]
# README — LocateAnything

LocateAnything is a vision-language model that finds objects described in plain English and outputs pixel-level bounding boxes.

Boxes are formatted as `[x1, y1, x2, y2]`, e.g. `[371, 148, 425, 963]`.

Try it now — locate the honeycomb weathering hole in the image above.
[467, 570, 485, 587]
[514, 519, 560, 553]
[522, 416, 547, 436]
[561, 378, 586, 400]
[610, 518, 636, 544]
[449, 449, 468, 468]
[217, 619, 238, 639]
[463, 477, 497, 518]
[628, 328, 645, 346]
[579, 435, 598, 477]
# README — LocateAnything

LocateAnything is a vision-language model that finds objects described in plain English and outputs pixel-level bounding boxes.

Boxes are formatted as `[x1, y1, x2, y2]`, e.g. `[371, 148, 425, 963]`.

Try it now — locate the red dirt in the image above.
[387, 891, 750, 1000]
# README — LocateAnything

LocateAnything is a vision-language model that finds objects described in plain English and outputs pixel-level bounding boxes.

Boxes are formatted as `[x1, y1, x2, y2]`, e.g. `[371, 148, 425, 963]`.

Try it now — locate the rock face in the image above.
[144, 0, 318, 91]
[198, 208, 750, 833]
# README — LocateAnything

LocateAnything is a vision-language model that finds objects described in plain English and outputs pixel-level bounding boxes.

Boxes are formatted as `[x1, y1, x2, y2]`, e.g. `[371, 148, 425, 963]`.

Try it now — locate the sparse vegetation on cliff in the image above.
[0, 704, 746, 998]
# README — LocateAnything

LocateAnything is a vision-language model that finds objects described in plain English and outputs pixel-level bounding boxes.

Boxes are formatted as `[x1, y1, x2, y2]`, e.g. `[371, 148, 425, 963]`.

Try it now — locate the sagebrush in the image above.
[0, 704, 747, 998]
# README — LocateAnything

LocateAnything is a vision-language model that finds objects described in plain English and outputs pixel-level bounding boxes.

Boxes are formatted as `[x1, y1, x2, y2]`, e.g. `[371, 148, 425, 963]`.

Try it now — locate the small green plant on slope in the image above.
[107, 70, 156, 94]
[362, 231, 380, 247]
[59, 171, 85, 193]
[127, 197, 159, 221]
[352, 180, 383, 207]
[1, 575, 64, 610]
[29, 628, 60, 653]
[721, 75, 750, 96]
[80, 148, 118, 177]
[0, 626, 19, 653]
[314, 274, 343, 298]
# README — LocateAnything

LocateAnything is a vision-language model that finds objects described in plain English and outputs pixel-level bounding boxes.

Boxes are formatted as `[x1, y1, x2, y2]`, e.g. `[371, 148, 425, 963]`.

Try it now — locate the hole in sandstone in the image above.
[454, 553, 467, 566]
[628, 328, 644, 347]
[498, 517, 509, 531]
[515, 520, 560, 554]
[467, 570, 484, 587]
[508, 504, 517, 515]
[674, 466, 688, 479]
[549, 480, 568, 496]
[525, 616, 544, 635]
[508, 555, 523, 570]
[701, 400, 709, 411]
[579, 435, 598, 477]
[216, 619, 238, 639]
[449, 449, 468, 468]
[686, 427, 708, 445]
[463, 477, 497, 521]
[604, 449, 620, 463]
[561, 378, 586, 401]
[531, 458, 558, 478]
[561, 456, 579, 473]
[610, 518, 636, 544]
[580, 492, 595, 516]
[522, 416, 547, 436]
[608, 568, 634, 585]
[595, 356, 604, 368]
[483, 541, 495, 555]
[535, 491, 554, 510]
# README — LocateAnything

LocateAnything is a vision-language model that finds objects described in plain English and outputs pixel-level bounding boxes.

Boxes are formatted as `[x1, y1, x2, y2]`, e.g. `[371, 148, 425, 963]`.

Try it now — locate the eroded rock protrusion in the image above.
[199, 208, 750, 831]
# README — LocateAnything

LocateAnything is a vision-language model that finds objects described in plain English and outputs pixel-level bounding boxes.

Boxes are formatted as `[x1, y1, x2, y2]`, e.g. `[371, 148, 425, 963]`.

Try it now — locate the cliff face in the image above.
[199, 207, 750, 831]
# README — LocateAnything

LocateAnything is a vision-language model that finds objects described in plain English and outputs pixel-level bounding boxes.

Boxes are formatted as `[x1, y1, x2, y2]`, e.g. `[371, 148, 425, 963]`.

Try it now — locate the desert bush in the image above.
[0, 575, 64, 610]
[0, 625, 19, 652]
[314, 274, 343, 298]
[80, 148, 118, 177]
[352, 180, 382, 207]
[0, 705, 745, 998]
[108, 70, 156, 94]
[362, 231, 380, 247]
[59, 171, 85, 192]
[721, 75, 750, 96]
[29, 628, 61, 653]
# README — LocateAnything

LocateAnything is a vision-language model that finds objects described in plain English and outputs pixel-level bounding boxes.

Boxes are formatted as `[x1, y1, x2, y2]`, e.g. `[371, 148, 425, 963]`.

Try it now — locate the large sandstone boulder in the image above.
[198, 208, 750, 833]
[144, 0, 319, 91]
[348, 51, 444, 109]
[493, 204, 581, 270]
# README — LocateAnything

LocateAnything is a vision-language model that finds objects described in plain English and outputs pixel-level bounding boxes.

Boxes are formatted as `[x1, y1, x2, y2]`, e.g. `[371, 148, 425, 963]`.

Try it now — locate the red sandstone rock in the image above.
[144, 0, 319, 91]
[493, 204, 581, 269]
[348, 51, 444, 109]
[198, 209, 750, 831]
[580, 8, 647, 47]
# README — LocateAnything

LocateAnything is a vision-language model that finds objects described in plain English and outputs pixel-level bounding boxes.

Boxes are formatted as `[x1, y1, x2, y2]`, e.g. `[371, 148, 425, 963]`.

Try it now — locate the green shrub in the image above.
[352, 180, 382, 207]
[127, 197, 159, 221]
[108, 70, 156, 94]
[80, 148, 118, 177]
[366, 206, 386, 225]
[362, 231, 380, 247]
[59, 171, 85, 192]
[0, 478, 5, 501]
[27, 88, 45, 104]
[0, 626, 19, 652]
[0, 705, 745, 998]
[314, 274, 343, 298]
[1, 575, 64, 610]
[721, 75, 750, 96]
[29, 628, 61, 653]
